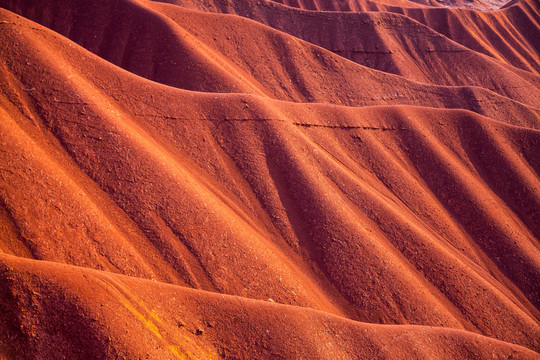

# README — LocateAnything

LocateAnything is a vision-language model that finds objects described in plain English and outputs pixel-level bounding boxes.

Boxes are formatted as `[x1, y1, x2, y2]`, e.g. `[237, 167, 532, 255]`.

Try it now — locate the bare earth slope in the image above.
[157, 0, 540, 73]
[2, 254, 539, 359]
[0, 0, 539, 359]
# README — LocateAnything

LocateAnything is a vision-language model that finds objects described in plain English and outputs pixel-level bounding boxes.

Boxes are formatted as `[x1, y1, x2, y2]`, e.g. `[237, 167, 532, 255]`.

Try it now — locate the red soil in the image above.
[0, 0, 538, 359]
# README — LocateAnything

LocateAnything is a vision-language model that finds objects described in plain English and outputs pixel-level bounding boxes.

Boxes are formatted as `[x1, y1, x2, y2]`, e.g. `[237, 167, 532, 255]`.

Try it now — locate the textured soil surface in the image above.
[0, 0, 539, 359]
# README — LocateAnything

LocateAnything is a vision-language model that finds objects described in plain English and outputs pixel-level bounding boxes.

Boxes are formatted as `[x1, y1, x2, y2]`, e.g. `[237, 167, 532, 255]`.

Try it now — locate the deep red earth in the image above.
[0, 0, 539, 359]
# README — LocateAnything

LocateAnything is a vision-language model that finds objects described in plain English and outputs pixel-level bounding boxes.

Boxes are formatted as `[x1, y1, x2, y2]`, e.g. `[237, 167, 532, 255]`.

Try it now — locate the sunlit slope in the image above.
[2, 254, 538, 360]
[2, 0, 539, 110]
[1, 6, 539, 354]
[154, 0, 540, 72]
[0, 1, 539, 359]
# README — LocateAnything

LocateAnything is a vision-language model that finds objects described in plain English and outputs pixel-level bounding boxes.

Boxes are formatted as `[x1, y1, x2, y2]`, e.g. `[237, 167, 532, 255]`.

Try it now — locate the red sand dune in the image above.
[0, 0, 539, 359]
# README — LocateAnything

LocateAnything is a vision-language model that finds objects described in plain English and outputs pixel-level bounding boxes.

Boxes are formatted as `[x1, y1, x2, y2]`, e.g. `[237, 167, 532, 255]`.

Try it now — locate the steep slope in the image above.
[156, 0, 539, 73]
[2, 254, 538, 360]
[147, 0, 539, 95]
[0, 0, 539, 359]
[271, 0, 515, 12]
[2, 0, 540, 110]
[270, 0, 439, 10]
[371, 0, 540, 71]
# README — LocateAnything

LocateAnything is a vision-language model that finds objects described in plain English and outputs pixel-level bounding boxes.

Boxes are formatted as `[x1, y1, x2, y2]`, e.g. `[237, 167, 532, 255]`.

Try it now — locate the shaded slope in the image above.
[1, 254, 539, 360]
[0, 1, 539, 359]
[2, 0, 540, 113]
[147, 0, 539, 97]
[270, 0, 440, 10]
[159, 0, 539, 73]
[376, 0, 540, 72]
[271, 0, 517, 12]
[0, 8, 539, 354]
